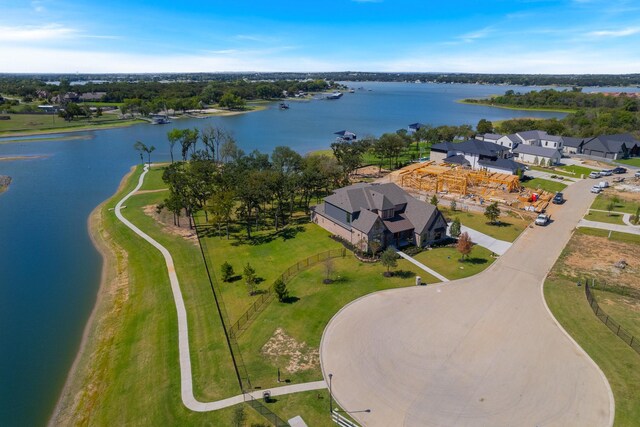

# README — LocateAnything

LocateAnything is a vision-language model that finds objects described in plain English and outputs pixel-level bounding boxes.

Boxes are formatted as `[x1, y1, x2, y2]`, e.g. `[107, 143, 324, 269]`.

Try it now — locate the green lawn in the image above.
[0, 113, 144, 135]
[616, 158, 640, 167]
[585, 210, 626, 225]
[237, 255, 432, 390]
[412, 245, 495, 280]
[545, 278, 640, 426]
[576, 227, 640, 245]
[138, 164, 169, 191]
[591, 289, 640, 338]
[439, 207, 531, 242]
[591, 194, 640, 215]
[558, 164, 597, 177]
[521, 177, 568, 193]
[528, 165, 576, 178]
[545, 229, 640, 426]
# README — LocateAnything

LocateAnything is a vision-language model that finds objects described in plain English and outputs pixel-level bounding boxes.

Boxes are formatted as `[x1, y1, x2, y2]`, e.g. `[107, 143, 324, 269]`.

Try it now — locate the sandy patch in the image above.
[561, 234, 639, 290]
[142, 204, 198, 244]
[261, 328, 319, 373]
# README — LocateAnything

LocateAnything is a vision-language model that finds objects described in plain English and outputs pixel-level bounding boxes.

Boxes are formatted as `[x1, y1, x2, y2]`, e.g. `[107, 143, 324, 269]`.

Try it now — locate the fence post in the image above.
[595, 305, 599, 316]
[617, 324, 621, 335]
[605, 315, 608, 325]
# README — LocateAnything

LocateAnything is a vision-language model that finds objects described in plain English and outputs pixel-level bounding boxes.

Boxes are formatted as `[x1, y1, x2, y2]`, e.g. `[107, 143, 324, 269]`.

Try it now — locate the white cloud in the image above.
[0, 24, 77, 42]
[458, 27, 494, 43]
[587, 27, 640, 37]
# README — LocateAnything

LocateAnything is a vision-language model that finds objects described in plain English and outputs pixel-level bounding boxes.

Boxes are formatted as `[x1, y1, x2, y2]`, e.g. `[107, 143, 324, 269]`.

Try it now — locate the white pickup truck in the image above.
[535, 214, 550, 226]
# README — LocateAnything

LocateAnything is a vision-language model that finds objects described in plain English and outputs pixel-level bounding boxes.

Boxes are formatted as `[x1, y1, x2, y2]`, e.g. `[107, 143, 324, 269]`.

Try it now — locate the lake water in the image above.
[0, 82, 633, 426]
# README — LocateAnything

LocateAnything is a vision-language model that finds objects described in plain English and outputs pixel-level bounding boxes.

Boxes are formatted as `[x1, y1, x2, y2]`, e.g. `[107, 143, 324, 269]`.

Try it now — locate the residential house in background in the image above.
[512, 144, 561, 165]
[430, 139, 510, 167]
[581, 133, 640, 159]
[311, 182, 448, 252]
[561, 137, 587, 154]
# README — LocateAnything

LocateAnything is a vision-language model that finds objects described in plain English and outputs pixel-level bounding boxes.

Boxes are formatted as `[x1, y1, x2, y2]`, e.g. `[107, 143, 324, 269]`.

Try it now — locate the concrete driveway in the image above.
[320, 177, 614, 427]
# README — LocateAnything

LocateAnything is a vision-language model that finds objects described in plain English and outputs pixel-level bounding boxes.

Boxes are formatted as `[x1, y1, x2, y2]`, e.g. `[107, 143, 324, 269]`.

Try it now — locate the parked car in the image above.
[600, 169, 613, 176]
[613, 167, 627, 174]
[588, 171, 601, 179]
[598, 181, 609, 188]
[552, 192, 564, 204]
[635, 171, 640, 178]
[591, 185, 602, 193]
[535, 214, 550, 226]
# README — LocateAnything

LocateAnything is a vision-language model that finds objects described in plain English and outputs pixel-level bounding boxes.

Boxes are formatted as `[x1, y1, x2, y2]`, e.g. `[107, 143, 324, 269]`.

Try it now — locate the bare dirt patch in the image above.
[142, 204, 198, 244]
[261, 328, 319, 373]
[560, 233, 639, 290]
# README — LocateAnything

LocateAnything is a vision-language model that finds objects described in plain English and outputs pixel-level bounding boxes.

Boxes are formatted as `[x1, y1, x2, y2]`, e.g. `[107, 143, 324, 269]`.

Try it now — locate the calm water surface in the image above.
[0, 82, 632, 426]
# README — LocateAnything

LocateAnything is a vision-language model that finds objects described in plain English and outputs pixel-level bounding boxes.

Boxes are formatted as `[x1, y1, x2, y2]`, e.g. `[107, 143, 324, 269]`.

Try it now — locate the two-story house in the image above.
[311, 183, 448, 252]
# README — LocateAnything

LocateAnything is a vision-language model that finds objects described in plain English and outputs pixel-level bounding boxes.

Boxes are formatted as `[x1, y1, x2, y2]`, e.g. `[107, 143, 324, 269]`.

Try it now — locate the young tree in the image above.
[606, 201, 615, 216]
[244, 263, 257, 295]
[368, 240, 382, 258]
[430, 194, 439, 206]
[456, 232, 473, 261]
[273, 278, 289, 302]
[221, 262, 234, 282]
[134, 140, 155, 166]
[380, 247, 398, 277]
[167, 128, 182, 163]
[450, 217, 461, 238]
[323, 257, 334, 284]
[450, 199, 457, 211]
[484, 202, 500, 225]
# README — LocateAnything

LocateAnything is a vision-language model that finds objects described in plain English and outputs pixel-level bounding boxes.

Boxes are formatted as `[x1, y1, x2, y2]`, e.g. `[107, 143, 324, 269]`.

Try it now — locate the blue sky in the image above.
[2, 0, 640, 73]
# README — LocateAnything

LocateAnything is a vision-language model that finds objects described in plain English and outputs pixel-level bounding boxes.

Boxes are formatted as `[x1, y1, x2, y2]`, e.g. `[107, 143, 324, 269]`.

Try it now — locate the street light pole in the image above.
[328, 373, 333, 414]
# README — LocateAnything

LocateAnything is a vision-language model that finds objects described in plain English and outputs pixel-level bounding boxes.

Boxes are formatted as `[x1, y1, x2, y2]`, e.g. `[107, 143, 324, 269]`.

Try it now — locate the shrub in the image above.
[273, 278, 289, 302]
[221, 261, 234, 282]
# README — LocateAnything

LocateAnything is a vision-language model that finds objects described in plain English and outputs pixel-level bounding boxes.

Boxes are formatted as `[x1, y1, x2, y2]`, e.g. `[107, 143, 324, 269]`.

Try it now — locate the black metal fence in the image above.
[227, 248, 346, 339]
[244, 393, 290, 427]
[585, 282, 640, 355]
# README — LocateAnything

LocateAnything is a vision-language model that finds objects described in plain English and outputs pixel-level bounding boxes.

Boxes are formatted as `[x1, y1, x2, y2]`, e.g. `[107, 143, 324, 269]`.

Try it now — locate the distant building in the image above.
[312, 182, 448, 252]
[430, 139, 511, 169]
[581, 133, 640, 159]
[512, 144, 562, 165]
[408, 122, 425, 133]
[79, 92, 107, 102]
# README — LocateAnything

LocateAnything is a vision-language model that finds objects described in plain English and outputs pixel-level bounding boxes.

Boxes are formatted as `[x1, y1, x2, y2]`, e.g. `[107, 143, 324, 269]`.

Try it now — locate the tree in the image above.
[273, 278, 289, 302]
[368, 240, 381, 258]
[380, 247, 398, 277]
[134, 140, 155, 166]
[450, 199, 457, 211]
[606, 201, 615, 216]
[632, 206, 640, 225]
[456, 232, 473, 261]
[221, 262, 234, 282]
[430, 194, 439, 206]
[476, 118, 493, 134]
[208, 188, 236, 239]
[323, 257, 334, 284]
[219, 92, 246, 110]
[244, 263, 257, 295]
[484, 202, 500, 224]
[450, 217, 461, 238]
[220, 137, 243, 163]
[167, 128, 182, 163]
[330, 139, 371, 184]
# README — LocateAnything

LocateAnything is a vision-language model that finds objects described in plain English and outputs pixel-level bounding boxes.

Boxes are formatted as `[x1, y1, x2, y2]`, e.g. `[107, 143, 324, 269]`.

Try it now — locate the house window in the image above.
[346, 212, 351, 224]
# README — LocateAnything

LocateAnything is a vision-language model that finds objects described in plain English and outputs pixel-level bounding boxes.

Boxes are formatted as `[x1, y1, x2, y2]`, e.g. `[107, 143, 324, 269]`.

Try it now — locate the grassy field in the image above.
[544, 228, 640, 426]
[591, 194, 640, 215]
[558, 164, 597, 177]
[616, 158, 640, 167]
[412, 245, 495, 280]
[139, 164, 169, 191]
[591, 289, 640, 338]
[439, 207, 531, 242]
[0, 113, 143, 135]
[521, 177, 568, 193]
[576, 227, 640, 245]
[585, 209, 626, 225]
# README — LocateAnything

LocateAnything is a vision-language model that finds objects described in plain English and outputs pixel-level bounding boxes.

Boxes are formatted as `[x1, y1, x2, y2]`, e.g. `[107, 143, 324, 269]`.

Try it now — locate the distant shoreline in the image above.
[456, 99, 576, 114]
[0, 105, 267, 139]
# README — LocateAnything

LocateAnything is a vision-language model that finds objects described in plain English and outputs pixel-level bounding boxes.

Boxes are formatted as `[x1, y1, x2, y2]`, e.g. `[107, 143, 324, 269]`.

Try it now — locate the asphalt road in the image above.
[320, 177, 614, 427]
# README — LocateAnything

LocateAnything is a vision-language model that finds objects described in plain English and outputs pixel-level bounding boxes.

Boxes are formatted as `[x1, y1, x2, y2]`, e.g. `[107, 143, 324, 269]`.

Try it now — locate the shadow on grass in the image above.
[485, 221, 512, 228]
[281, 296, 300, 304]
[464, 257, 489, 265]
[230, 225, 307, 246]
[393, 270, 415, 279]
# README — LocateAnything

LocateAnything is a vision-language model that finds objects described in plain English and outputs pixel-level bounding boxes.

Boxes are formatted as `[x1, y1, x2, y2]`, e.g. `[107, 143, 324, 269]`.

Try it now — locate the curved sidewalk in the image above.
[321, 177, 614, 427]
[115, 165, 326, 412]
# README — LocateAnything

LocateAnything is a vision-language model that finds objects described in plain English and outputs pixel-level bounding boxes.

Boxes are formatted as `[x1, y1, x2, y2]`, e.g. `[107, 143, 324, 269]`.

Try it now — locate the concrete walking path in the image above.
[115, 165, 326, 412]
[396, 250, 449, 282]
[321, 176, 614, 427]
[578, 218, 640, 235]
[457, 224, 512, 255]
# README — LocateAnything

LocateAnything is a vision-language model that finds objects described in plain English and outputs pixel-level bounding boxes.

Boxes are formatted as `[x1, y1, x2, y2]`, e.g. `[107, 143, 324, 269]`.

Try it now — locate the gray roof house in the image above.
[561, 137, 587, 154]
[512, 144, 562, 165]
[582, 133, 640, 159]
[311, 182, 448, 251]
